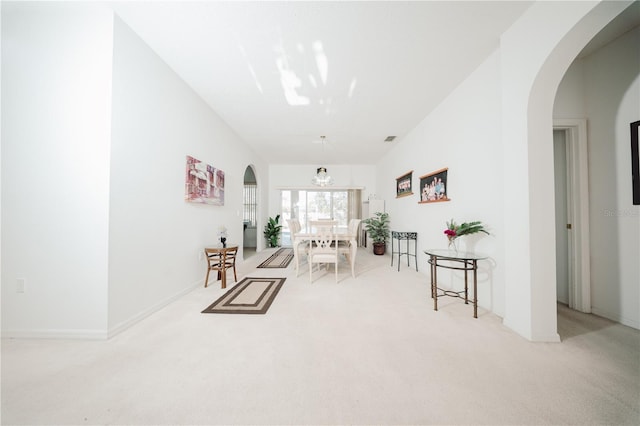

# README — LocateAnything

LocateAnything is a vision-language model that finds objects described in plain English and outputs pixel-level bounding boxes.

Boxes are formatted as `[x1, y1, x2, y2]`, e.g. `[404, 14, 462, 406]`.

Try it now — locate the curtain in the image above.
[348, 189, 362, 221]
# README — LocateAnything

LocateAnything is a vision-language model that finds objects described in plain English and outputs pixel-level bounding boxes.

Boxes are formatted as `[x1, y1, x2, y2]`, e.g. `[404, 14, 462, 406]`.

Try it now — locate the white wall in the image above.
[1, 4, 268, 338]
[555, 26, 640, 328]
[108, 17, 267, 334]
[554, 62, 587, 117]
[499, 0, 595, 342]
[498, 0, 631, 341]
[1, 3, 114, 337]
[376, 51, 504, 315]
[372, 0, 632, 341]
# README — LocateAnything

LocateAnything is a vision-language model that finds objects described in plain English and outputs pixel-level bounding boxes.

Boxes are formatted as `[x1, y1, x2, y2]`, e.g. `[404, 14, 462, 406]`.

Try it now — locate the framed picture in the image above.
[396, 171, 413, 198]
[184, 155, 225, 205]
[419, 167, 450, 203]
[631, 121, 639, 205]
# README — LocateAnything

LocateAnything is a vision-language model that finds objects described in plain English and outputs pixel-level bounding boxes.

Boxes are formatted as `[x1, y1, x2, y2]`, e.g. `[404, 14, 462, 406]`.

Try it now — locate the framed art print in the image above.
[396, 171, 413, 198]
[185, 155, 225, 205]
[419, 168, 449, 203]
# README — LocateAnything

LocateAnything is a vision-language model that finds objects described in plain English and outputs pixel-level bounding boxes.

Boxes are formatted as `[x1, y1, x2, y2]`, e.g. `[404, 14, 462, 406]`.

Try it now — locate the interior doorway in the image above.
[243, 165, 257, 259]
[553, 119, 591, 313]
[553, 129, 570, 305]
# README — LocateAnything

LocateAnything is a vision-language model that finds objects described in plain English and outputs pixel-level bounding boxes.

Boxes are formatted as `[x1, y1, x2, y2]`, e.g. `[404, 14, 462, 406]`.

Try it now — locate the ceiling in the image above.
[110, 1, 636, 166]
[577, 0, 640, 58]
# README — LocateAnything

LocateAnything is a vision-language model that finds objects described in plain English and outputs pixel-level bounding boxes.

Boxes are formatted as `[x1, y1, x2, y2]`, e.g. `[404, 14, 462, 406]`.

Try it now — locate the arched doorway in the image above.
[553, 3, 640, 330]
[501, 0, 633, 341]
[243, 165, 258, 259]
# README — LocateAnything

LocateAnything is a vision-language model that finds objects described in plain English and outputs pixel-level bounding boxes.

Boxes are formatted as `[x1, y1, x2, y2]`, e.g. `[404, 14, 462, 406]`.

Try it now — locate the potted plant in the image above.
[263, 214, 283, 247]
[363, 212, 390, 255]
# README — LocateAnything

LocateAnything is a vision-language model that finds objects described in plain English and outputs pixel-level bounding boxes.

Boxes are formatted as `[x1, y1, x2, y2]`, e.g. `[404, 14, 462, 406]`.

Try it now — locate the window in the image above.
[280, 189, 361, 246]
[243, 183, 257, 227]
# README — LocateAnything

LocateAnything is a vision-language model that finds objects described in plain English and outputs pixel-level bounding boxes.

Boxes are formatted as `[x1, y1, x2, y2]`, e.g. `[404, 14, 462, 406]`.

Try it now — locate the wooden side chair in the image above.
[204, 246, 238, 289]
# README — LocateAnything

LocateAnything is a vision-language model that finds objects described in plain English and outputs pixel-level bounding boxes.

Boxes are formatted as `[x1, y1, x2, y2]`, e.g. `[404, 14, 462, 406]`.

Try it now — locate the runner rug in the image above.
[257, 248, 294, 268]
[202, 277, 286, 314]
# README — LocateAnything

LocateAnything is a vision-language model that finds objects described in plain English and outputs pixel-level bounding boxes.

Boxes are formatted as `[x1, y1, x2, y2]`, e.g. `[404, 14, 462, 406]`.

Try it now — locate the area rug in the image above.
[202, 277, 286, 314]
[257, 248, 294, 268]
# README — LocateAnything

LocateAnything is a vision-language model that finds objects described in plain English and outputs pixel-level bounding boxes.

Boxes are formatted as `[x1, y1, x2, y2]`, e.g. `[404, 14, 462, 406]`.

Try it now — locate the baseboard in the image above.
[107, 279, 203, 338]
[1, 280, 204, 340]
[530, 331, 561, 343]
[1, 329, 108, 340]
[591, 307, 640, 330]
[502, 318, 561, 343]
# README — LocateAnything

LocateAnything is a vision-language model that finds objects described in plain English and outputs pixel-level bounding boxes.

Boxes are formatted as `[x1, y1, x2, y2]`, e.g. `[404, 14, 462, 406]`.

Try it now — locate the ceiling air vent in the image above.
[384, 136, 396, 142]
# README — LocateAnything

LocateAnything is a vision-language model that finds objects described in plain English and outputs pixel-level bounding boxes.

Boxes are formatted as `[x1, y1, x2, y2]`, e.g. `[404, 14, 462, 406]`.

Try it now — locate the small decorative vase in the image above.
[220, 237, 227, 248]
[447, 237, 458, 252]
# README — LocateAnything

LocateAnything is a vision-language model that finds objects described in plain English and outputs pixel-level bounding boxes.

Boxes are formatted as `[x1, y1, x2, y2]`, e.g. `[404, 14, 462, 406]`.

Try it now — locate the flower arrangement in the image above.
[444, 219, 489, 249]
[218, 225, 228, 247]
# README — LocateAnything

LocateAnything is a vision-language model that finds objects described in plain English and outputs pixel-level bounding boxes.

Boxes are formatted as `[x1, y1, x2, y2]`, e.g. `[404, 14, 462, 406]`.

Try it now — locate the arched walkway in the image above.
[243, 164, 258, 259]
[501, 0, 634, 341]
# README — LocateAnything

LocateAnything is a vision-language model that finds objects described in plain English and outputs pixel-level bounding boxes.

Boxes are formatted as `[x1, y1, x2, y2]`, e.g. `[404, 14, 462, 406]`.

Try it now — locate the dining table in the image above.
[292, 225, 358, 278]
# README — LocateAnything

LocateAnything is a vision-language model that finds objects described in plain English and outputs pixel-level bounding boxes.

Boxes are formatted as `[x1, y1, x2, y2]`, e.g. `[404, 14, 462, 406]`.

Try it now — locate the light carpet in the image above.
[1, 248, 639, 425]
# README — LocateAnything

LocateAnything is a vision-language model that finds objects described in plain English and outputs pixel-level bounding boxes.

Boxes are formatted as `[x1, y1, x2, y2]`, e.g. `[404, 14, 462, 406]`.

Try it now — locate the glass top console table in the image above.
[423, 249, 488, 318]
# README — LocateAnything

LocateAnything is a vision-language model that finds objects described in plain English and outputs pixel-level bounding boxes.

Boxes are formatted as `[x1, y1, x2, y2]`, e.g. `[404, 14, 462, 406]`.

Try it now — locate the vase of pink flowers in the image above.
[444, 219, 489, 251]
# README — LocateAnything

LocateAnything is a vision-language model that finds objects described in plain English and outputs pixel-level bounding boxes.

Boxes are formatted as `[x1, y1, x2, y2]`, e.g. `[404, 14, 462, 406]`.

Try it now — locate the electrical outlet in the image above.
[17, 278, 26, 293]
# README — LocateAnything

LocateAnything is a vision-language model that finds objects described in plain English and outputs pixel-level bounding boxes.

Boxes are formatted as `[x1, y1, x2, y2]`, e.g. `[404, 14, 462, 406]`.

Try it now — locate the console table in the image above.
[391, 231, 418, 271]
[424, 249, 488, 318]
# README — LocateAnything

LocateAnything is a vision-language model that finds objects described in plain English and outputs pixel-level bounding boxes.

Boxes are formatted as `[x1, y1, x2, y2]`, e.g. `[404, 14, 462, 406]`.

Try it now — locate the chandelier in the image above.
[312, 166, 333, 187]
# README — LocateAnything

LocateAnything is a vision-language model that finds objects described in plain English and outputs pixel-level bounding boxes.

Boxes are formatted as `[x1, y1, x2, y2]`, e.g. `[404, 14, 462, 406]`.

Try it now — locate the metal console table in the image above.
[424, 249, 487, 318]
[391, 231, 418, 271]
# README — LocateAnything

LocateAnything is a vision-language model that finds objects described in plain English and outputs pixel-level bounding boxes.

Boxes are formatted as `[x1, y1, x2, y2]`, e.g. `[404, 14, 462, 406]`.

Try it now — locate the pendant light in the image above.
[312, 166, 334, 187]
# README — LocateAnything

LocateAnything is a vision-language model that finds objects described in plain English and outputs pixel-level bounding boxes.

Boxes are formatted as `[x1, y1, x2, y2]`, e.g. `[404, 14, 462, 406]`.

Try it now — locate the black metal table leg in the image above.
[473, 260, 478, 318]
[424, 249, 487, 318]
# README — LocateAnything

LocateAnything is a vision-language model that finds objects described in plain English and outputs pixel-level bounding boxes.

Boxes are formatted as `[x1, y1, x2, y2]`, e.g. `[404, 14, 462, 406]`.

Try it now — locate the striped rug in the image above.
[257, 248, 294, 268]
[202, 277, 285, 314]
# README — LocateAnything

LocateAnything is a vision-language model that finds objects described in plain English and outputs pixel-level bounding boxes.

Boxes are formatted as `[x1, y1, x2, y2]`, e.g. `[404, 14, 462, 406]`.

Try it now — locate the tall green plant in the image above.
[363, 212, 390, 244]
[263, 214, 283, 247]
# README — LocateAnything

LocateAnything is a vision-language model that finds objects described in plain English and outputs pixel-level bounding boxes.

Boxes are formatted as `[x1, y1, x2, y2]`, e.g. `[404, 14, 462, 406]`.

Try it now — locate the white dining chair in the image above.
[287, 218, 308, 276]
[308, 224, 339, 283]
[337, 218, 361, 278]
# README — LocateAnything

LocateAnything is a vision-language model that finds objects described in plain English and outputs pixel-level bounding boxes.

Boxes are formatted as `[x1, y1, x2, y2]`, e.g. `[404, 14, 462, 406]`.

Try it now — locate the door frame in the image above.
[553, 119, 591, 313]
[553, 129, 570, 305]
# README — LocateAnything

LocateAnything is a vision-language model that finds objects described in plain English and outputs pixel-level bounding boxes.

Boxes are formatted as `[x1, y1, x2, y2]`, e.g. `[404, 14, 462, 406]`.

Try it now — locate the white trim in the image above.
[592, 307, 640, 329]
[553, 119, 591, 313]
[107, 279, 203, 339]
[531, 332, 562, 343]
[1, 329, 109, 340]
[1, 280, 204, 340]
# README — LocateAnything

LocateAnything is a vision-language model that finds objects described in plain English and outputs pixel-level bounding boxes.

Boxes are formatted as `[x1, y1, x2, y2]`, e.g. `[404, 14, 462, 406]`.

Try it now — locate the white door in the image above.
[553, 129, 570, 305]
[553, 119, 591, 313]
